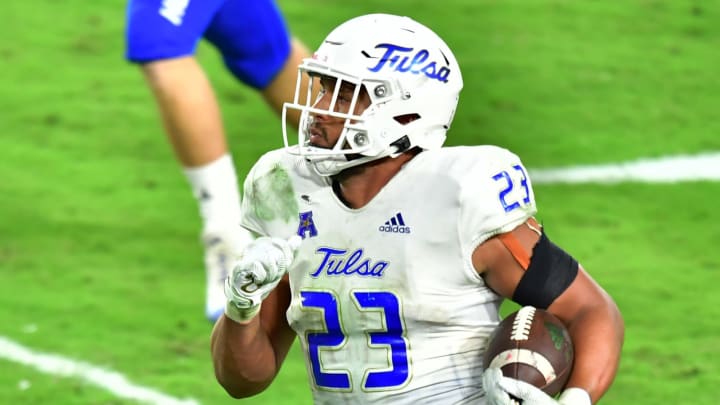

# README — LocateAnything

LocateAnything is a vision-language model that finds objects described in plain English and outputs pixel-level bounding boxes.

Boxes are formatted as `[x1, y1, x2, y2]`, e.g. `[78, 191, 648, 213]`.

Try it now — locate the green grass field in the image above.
[1, 0, 719, 404]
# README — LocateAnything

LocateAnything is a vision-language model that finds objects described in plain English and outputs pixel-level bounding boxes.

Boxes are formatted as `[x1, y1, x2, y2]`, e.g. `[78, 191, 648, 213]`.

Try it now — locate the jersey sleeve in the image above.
[239, 149, 301, 238]
[458, 146, 538, 252]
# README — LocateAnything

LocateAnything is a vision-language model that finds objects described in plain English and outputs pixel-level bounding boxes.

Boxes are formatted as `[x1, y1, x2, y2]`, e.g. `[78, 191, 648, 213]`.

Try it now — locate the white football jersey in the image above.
[240, 145, 537, 404]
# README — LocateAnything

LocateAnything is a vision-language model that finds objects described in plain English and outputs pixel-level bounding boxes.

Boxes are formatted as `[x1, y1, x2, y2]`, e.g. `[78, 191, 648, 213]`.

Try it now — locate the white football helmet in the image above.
[282, 13, 464, 176]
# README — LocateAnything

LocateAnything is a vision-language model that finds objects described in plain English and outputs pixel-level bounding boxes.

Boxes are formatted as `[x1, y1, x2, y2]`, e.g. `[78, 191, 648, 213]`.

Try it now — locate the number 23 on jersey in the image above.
[492, 164, 532, 212]
[300, 290, 410, 391]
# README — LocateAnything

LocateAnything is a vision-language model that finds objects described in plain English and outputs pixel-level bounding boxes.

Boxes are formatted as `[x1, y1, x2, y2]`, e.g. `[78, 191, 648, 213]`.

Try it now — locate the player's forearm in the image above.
[565, 300, 624, 403]
[210, 315, 279, 398]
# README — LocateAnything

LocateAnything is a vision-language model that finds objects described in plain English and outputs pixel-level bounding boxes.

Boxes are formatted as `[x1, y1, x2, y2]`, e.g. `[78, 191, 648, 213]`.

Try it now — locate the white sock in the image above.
[182, 154, 242, 231]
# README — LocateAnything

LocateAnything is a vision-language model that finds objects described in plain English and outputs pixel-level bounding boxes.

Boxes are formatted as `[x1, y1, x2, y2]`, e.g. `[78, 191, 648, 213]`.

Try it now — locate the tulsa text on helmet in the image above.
[368, 43, 451, 83]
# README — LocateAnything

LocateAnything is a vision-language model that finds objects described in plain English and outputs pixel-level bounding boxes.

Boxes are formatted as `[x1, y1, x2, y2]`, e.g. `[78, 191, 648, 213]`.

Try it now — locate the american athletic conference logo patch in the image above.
[297, 211, 318, 239]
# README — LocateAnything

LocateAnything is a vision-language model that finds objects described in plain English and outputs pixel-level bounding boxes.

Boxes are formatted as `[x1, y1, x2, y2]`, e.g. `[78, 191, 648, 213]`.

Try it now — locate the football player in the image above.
[210, 13, 624, 404]
[124, 0, 314, 321]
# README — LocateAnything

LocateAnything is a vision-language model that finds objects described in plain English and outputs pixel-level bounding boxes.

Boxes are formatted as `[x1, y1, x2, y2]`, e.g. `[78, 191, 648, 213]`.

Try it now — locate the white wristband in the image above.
[558, 387, 592, 405]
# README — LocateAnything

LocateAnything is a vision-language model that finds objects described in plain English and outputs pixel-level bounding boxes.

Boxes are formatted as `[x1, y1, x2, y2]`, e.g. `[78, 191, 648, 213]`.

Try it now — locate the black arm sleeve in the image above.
[512, 230, 579, 309]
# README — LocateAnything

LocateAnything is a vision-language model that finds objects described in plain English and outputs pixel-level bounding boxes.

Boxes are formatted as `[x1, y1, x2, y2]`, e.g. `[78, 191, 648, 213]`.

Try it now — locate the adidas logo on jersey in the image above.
[379, 212, 411, 234]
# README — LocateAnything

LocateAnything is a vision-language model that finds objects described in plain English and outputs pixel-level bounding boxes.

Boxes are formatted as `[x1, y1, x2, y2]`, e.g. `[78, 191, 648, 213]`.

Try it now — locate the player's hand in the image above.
[483, 368, 521, 405]
[224, 235, 301, 323]
[483, 368, 591, 405]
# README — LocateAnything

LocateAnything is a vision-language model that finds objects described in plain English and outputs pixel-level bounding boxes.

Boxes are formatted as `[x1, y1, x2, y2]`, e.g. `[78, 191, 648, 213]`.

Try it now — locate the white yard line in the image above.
[530, 152, 720, 184]
[0, 336, 199, 405]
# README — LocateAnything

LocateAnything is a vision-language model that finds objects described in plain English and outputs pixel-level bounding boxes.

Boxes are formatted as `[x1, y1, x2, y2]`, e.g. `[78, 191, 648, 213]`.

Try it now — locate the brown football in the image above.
[483, 306, 574, 397]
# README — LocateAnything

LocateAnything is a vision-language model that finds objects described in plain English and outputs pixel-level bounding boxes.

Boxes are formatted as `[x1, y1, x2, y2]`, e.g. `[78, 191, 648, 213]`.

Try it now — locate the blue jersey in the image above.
[125, 0, 292, 88]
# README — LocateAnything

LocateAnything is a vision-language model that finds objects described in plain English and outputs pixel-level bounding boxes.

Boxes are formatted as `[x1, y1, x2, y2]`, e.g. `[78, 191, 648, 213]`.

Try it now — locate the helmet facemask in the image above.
[283, 63, 406, 176]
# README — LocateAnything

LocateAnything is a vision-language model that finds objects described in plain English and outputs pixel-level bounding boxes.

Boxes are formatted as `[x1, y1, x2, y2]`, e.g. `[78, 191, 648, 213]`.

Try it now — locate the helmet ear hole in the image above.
[393, 113, 421, 125]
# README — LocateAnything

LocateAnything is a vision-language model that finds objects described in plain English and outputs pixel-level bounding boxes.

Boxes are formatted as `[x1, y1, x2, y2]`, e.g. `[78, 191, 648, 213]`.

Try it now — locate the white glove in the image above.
[224, 235, 301, 323]
[483, 368, 521, 405]
[483, 368, 591, 405]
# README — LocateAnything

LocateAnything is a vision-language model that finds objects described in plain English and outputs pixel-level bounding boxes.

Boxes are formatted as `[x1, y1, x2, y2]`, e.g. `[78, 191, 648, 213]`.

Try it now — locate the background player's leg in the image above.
[141, 56, 248, 322]
[126, 0, 244, 322]
[141, 56, 227, 166]
[204, 0, 317, 129]
[260, 37, 315, 127]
